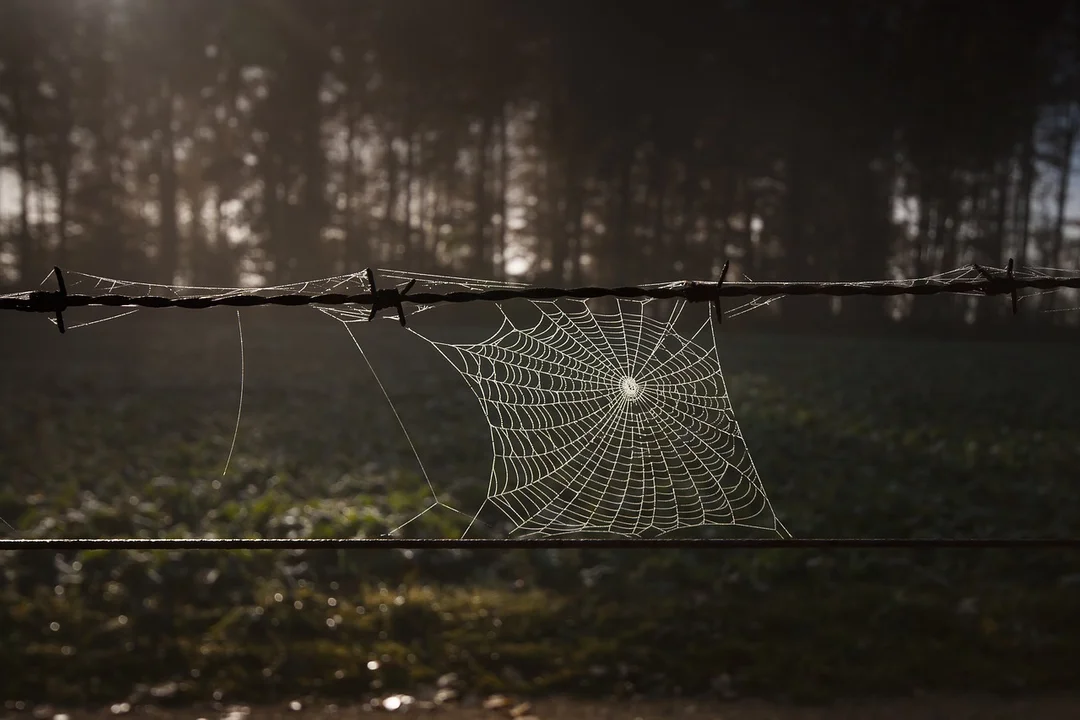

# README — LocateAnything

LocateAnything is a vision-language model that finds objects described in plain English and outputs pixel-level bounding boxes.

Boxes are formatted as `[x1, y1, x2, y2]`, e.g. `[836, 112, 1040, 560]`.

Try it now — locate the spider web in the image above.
[439, 296, 779, 537]
[314, 262, 1080, 538]
[321, 271, 787, 538]
[4, 262, 1078, 539]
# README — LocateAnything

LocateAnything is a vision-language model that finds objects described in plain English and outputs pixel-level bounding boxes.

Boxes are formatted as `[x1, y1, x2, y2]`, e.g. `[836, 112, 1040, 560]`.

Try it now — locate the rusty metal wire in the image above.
[2, 259, 1076, 333]
[1, 537, 1077, 550]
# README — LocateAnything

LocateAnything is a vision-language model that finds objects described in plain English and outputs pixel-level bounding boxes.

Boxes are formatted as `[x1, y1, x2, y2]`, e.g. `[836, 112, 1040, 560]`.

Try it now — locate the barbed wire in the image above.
[1, 537, 1078, 550]
[2, 259, 1077, 332]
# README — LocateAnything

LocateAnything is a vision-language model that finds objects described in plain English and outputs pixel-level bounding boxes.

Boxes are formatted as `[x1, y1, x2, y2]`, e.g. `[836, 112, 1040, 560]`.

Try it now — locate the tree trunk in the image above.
[260, 139, 280, 282]
[672, 149, 702, 277]
[973, 162, 1011, 324]
[427, 163, 451, 265]
[50, 49, 76, 271]
[1015, 132, 1035, 266]
[299, 62, 326, 279]
[417, 169, 432, 274]
[781, 137, 831, 329]
[990, 161, 1009, 266]
[647, 150, 668, 281]
[544, 90, 569, 284]
[343, 97, 363, 273]
[401, 131, 416, 267]
[610, 147, 636, 285]
[495, 104, 510, 280]
[11, 64, 35, 283]
[838, 156, 891, 328]
[55, 158, 70, 269]
[548, 152, 569, 284]
[565, 179, 585, 285]
[157, 80, 180, 285]
[382, 127, 399, 266]
[473, 114, 493, 277]
[1050, 116, 1077, 269]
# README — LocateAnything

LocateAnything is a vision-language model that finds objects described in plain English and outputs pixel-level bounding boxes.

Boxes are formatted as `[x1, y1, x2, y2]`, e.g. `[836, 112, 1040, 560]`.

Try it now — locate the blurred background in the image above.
[0, 0, 1078, 322]
[2, 1, 1080, 717]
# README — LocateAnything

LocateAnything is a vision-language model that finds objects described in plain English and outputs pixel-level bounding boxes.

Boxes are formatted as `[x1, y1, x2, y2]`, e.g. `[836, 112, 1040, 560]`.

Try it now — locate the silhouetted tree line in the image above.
[1, 0, 1078, 328]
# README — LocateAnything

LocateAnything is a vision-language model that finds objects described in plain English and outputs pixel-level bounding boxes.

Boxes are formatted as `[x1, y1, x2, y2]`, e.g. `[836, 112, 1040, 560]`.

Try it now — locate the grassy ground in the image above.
[8, 697, 1080, 720]
[1, 307, 1079, 710]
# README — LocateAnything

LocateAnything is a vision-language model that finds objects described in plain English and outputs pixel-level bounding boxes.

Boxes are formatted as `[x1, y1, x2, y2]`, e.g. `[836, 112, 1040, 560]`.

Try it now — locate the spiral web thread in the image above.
[431, 296, 784, 537]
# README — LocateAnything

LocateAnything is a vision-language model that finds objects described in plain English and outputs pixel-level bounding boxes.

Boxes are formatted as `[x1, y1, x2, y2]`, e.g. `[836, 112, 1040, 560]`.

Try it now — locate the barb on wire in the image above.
[2, 259, 1079, 317]
[0, 537, 1078, 550]
[23, 266, 68, 333]
[712, 260, 729, 325]
[972, 258, 1020, 314]
[364, 268, 416, 326]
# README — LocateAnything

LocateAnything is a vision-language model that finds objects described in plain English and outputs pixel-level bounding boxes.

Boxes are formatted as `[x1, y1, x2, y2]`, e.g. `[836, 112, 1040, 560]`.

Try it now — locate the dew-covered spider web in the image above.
[322, 271, 787, 538]
[3, 261, 1078, 538]
[440, 294, 781, 537]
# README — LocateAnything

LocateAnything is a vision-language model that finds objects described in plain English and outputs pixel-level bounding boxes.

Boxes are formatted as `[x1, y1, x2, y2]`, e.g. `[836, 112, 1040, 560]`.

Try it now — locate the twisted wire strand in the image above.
[3, 263, 1078, 316]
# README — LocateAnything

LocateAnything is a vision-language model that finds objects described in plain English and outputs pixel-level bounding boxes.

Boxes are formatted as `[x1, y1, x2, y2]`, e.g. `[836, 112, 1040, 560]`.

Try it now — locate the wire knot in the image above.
[364, 268, 415, 326]
[971, 258, 1019, 315]
[26, 267, 68, 333]
[684, 260, 730, 325]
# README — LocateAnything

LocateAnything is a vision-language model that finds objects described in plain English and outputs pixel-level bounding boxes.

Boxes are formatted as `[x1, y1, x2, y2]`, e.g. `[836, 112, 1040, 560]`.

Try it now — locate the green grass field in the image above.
[1, 308, 1079, 707]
